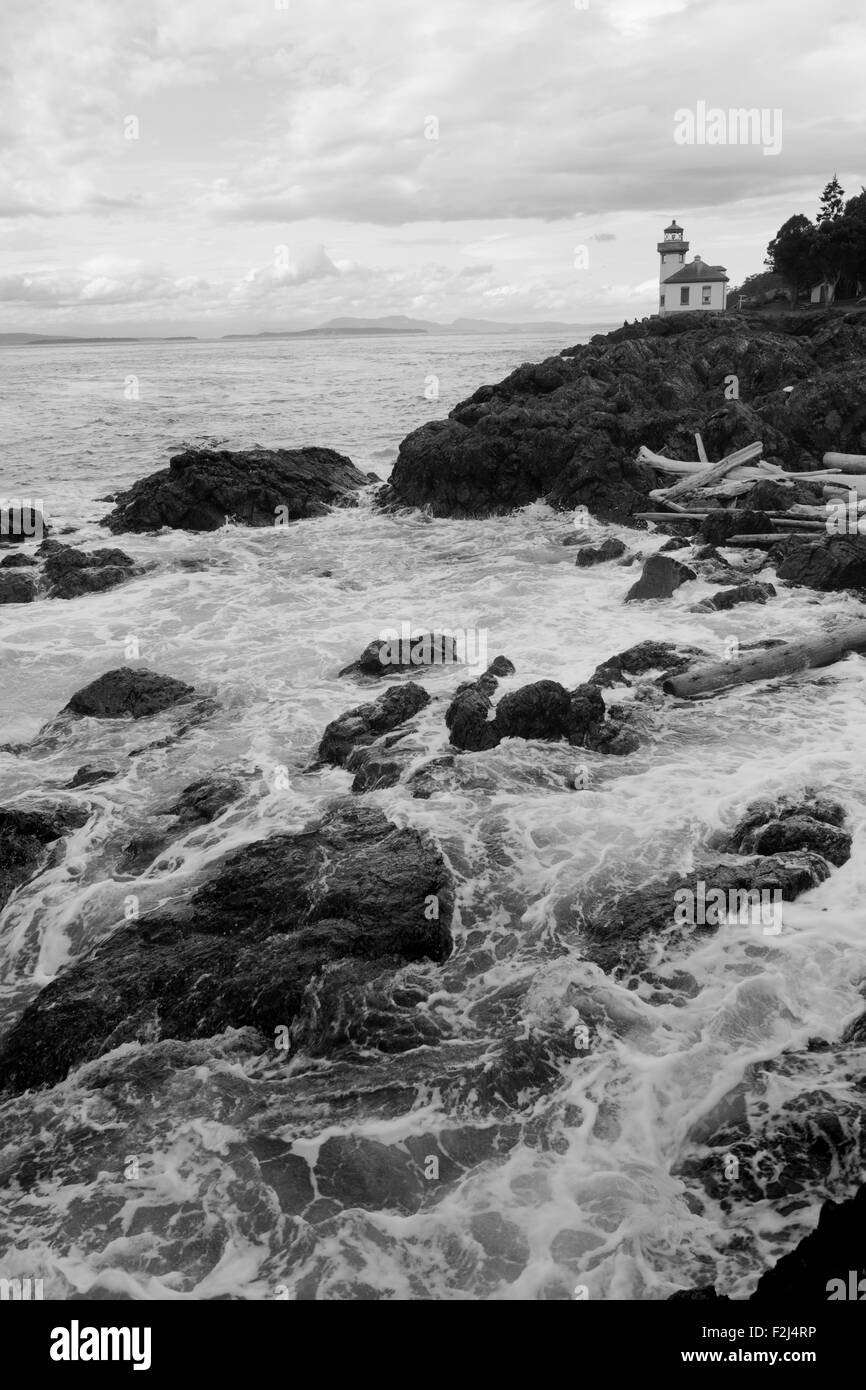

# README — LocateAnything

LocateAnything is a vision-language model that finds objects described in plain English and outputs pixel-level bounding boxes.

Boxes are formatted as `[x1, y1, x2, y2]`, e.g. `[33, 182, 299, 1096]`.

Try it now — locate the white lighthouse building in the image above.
[657, 219, 728, 315]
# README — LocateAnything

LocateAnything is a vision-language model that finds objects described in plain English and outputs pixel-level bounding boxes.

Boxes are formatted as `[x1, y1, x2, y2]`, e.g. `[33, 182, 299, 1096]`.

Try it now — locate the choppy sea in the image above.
[1, 333, 864, 1300]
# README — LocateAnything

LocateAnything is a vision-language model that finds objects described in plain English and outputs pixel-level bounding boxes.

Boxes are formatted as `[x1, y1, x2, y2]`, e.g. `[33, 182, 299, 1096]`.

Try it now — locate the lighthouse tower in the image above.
[657, 219, 689, 297]
[656, 218, 728, 315]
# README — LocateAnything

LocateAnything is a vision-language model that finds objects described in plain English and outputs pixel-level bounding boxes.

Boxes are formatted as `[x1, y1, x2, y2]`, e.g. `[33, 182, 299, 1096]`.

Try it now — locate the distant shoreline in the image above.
[0, 319, 614, 347]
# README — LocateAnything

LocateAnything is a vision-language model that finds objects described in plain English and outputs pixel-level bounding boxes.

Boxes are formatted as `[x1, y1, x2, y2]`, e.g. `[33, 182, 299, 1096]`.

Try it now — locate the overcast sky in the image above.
[0, 0, 863, 334]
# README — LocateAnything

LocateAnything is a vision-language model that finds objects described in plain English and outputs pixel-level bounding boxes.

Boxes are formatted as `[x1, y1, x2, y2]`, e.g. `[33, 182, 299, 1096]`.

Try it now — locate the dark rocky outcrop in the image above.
[575, 538, 627, 567]
[624, 553, 696, 602]
[714, 793, 850, 866]
[0, 542, 140, 602]
[381, 310, 866, 522]
[690, 581, 776, 613]
[102, 446, 367, 533]
[670, 1186, 866, 1300]
[39, 542, 138, 599]
[317, 683, 431, 766]
[62, 668, 197, 720]
[65, 764, 119, 789]
[589, 640, 704, 688]
[0, 804, 454, 1092]
[445, 669, 638, 755]
[118, 774, 247, 873]
[774, 534, 866, 591]
[697, 510, 775, 547]
[338, 631, 459, 679]
[0, 552, 38, 568]
[0, 805, 89, 914]
[582, 852, 830, 976]
[158, 774, 245, 827]
[750, 1186, 866, 1301]
[581, 790, 849, 975]
[0, 571, 37, 604]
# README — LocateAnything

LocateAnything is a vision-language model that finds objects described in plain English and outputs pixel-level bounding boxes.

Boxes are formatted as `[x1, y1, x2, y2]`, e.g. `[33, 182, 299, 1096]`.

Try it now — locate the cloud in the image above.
[0, 0, 862, 326]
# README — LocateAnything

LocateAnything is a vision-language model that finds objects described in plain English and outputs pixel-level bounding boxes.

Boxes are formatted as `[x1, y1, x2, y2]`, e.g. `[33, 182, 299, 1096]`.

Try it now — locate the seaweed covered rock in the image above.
[102, 446, 368, 533]
[0, 804, 454, 1092]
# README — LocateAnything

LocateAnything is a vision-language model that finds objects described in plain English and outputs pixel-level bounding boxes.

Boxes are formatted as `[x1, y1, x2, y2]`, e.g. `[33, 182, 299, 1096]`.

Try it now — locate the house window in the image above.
[680, 287, 690, 306]
[702, 285, 711, 305]
[659, 293, 665, 308]
[679, 253, 685, 262]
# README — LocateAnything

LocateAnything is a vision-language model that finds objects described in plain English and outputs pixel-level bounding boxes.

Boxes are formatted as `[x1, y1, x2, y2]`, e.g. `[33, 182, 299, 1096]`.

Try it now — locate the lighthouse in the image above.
[657, 219, 728, 315]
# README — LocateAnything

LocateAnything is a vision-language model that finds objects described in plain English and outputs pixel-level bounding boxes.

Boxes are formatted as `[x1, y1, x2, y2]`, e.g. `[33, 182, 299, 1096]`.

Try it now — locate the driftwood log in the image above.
[823, 452, 866, 474]
[662, 621, 866, 698]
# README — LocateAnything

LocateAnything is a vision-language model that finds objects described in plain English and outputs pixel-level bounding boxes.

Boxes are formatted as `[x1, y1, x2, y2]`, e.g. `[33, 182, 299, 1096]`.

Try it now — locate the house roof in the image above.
[663, 259, 729, 284]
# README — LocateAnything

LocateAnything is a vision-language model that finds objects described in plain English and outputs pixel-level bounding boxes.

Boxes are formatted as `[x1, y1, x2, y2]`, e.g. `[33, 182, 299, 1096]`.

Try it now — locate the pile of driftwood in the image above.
[634, 439, 866, 547]
[631, 437, 866, 698]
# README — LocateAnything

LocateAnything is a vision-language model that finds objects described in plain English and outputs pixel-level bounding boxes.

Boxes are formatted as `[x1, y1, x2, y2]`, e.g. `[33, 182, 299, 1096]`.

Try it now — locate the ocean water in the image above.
[1, 334, 865, 1301]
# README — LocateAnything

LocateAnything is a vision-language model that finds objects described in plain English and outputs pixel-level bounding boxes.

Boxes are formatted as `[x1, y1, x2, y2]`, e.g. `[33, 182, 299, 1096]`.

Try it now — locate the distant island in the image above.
[223, 315, 600, 339]
[0, 316, 608, 347]
[0, 333, 199, 346]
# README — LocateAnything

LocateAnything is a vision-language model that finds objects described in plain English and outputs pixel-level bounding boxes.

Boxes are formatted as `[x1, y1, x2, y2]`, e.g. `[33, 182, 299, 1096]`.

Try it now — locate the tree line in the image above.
[731, 178, 866, 307]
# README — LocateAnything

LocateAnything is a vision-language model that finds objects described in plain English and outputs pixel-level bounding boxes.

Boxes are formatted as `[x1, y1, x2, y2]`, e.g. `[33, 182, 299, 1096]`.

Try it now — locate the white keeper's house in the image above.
[657, 219, 729, 315]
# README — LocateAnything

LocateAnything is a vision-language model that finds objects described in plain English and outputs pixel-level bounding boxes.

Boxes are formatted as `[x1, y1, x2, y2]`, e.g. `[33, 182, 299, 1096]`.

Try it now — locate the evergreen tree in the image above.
[817, 175, 845, 225]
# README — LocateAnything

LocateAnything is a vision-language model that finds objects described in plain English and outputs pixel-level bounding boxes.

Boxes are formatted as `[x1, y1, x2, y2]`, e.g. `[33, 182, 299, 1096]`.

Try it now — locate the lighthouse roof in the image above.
[664, 219, 683, 232]
[663, 257, 728, 284]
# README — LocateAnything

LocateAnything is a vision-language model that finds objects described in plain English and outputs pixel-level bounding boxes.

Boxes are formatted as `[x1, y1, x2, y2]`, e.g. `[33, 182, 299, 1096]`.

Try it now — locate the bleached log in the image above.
[658, 443, 765, 503]
[823, 452, 866, 473]
[662, 621, 866, 698]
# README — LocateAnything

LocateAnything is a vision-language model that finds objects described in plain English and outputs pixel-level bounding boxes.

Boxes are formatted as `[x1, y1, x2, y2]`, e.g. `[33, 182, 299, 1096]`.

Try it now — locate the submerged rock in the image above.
[62, 668, 197, 720]
[589, 640, 704, 688]
[158, 774, 245, 827]
[697, 510, 775, 547]
[715, 793, 850, 866]
[40, 543, 138, 599]
[0, 571, 37, 604]
[338, 631, 460, 679]
[0, 805, 89, 914]
[65, 764, 120, 789]
[775, 534, 866, 591]
[102, 445, 368, 533]
[690, 581, 776, 613]
[316, 683, 430, 767]
[582, 851, 831, 975]
[671, 1186, 866, 1300]
[0, 804, 454, 1092]
[624, 553, 696, 602]
[575, 538, 627, 567]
